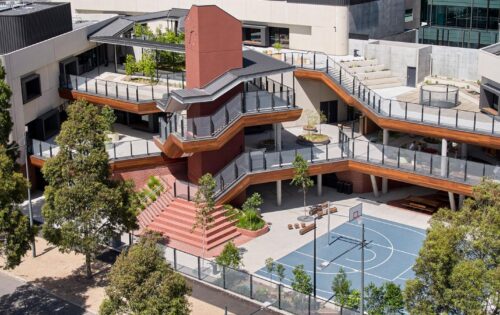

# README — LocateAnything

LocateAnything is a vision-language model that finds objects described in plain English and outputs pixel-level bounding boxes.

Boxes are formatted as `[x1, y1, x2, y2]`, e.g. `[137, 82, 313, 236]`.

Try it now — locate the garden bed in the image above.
[297, 134, 330, 146]
[236, 224, 269, 238]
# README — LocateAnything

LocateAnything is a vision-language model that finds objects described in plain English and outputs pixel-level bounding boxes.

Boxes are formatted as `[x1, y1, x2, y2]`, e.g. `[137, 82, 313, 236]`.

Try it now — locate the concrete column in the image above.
[317, 174, 323, 197]
[274, 123, 282, 151]
[276, 180, 282, 207]
[382, 129, 389, 194]
[441, 139, 448, 177]
[370, 175, 380, 198]
[461, 143, 467, 159]
[459, 194, 465, 209]
[449, 192, 456, 211]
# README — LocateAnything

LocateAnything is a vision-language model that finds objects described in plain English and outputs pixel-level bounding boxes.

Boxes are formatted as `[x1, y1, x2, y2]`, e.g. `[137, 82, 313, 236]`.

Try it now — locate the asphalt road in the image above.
[0, 272, 91, 315]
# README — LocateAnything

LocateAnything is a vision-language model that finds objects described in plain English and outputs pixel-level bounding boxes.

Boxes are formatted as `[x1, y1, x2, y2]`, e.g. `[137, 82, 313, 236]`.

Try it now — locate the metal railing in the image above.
[159, 79, 296, 142]
[61, 72, 185, 103]
[211, 138, 500, 199]
[171, 179, 198, 202]
[159, 244, 358, 315]
[31, 138, 161, 160]
[281, 51, 500, 136]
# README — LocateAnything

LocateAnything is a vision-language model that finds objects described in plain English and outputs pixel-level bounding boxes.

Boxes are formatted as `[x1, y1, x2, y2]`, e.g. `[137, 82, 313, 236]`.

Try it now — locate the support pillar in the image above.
[370, 175, 380, 198]
[276, 180, 282, 207]
[448, 192, 456, 211]
[461, 143, 467, 159]
[382, 129, 389, 194]
[459, 194, 465, 209]
[441, 139, 448, 177]
[274, 123, 282, 151]
[317, 174, 323, 197]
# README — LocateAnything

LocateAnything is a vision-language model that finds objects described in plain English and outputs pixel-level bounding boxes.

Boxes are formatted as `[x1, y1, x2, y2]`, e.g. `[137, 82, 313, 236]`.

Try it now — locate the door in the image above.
[320, 100, 338, 124]
[407, 66, 416, 87]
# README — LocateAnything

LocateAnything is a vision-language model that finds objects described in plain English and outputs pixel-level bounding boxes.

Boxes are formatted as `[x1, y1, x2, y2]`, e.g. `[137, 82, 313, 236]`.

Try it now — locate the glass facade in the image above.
[269, 27, 289, 48]
[420, 0, 500, 48]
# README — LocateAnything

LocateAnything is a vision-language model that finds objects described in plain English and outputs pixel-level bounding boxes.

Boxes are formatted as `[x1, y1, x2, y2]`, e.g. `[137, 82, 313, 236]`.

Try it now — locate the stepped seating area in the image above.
[340, 59, 403, 89]
[136, 174, 241, 255]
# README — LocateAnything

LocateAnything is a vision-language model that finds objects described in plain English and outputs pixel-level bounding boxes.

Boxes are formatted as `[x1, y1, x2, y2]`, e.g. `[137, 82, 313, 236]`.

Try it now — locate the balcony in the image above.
[279, 50, 500, 149]
[155, 79, 302, 158]
[59, 66, 185, 114]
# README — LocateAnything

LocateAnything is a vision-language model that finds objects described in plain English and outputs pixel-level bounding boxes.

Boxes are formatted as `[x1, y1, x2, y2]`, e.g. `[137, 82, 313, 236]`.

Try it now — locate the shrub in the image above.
[236, 209, 265, 231]
[124, 54, 138, 76]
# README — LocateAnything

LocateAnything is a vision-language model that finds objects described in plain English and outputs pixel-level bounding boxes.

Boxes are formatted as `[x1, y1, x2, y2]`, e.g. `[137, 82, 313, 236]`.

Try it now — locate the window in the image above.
[269, 27, 289, 48]
[21, 74, 41, 104]
[405, 9, 414, 22]
[493, 93, 499, 111]
[242, 26, 266, 46]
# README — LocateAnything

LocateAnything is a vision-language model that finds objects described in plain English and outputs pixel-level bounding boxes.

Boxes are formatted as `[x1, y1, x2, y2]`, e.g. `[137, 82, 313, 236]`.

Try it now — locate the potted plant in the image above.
[272, 42, 283, 59]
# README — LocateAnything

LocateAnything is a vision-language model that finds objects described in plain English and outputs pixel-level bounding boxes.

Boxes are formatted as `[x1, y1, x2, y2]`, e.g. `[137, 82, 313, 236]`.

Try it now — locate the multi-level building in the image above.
[420, 0, 500, 48]
[2, 2, 500, 256]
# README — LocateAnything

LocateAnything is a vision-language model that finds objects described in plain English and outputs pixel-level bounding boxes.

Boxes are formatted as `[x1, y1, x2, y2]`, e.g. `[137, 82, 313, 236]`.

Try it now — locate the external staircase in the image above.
[137, 174, 241, 252]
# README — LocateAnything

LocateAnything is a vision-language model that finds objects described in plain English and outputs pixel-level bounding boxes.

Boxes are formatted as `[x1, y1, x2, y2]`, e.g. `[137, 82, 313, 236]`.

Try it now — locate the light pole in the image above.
[360, 221, 365, 315]
[24, 127, 36, 257]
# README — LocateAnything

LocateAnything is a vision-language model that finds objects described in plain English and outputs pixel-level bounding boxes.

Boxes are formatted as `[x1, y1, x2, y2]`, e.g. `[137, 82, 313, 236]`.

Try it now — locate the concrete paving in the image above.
[240, 183, 432, 273]
[0, 271, 91, 315]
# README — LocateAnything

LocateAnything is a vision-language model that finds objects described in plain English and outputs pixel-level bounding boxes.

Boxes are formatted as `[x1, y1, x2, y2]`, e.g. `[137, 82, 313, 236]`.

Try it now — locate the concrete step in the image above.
[370, 81, 405, 89]
[361, 76, 401, 86]
[341, 59, 378, 68]
[349, 64, 387, 74]
[356, 70, 393, 80]
[154, 215, 236, 238]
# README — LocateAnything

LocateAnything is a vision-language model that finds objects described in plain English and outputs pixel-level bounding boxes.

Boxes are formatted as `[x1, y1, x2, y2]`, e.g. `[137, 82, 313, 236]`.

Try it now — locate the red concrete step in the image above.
[153, 215, 236, 238]
[161, 202, 227, 220]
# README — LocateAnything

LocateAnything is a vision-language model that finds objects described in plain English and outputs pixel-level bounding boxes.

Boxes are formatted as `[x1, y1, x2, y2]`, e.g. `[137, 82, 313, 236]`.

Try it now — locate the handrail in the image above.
[211, 138, 500, 199]
[280, 50, 500, 137]
[31, 138, 161, 161]
[60, 72, 186, 103]
[159, 78, 297, 142]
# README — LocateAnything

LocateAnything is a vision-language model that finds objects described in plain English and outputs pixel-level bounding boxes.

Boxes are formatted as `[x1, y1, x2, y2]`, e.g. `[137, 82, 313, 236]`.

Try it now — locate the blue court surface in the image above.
[256, 215, 426, 299]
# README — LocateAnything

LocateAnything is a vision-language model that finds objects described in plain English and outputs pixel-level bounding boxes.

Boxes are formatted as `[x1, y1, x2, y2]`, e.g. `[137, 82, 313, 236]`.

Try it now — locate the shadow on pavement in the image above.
[0, 283, 87, 315]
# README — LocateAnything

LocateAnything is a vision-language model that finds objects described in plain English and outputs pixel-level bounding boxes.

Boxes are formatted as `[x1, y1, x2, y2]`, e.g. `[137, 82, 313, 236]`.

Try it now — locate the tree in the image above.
[192, 173, 216, 258]
[242, 192, 263, 213]
[291, 264, 312, 295]
[265, 257, 275, 282]
[332, 268, 352, 314]
[404, 180, 500, 314]
[139, 51, 156, 83]
[291, 154, 314, 217]
[364, 282, 404, 315]
[99, 232, 190, 315]
[383, 282, 404, 314]
[0, 60, 16, 159]
[0, 146, 35, 269]
[42, 100, 138, 278]
[346, 290, 361, 311]
[215, 241, 242, 269]
[364, 282, 384, 315]
[276, 263, 286, 284]
[318, 111, 328, 135]
[124, 54, 138, 76]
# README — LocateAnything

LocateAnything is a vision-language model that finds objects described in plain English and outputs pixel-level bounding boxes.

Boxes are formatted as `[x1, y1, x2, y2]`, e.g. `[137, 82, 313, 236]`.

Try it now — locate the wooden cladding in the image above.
[157, 108, 303, 158]
[59, 89, 161, 115]
[216, 159, 474, 205]
[294, 70, 500, 149]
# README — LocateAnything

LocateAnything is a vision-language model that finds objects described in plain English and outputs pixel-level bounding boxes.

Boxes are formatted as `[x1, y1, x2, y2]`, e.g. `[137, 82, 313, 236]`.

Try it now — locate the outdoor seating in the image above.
[294, 223, 300, 229]
[301, 223, 306, 228]
[288, 224, 293, 230]
[299, 223, 316, 235]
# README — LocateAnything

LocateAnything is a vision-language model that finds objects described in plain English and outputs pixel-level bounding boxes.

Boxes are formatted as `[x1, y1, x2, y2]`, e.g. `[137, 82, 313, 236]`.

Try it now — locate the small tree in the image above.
[124, 54, 138, 76]
[0, 60, 17, 159]
[42, 100, 138, 278]
[291, 264, 313, 295]
[276, 263, 286, 284]
[365, 282, 404, 315]
[0, 146, 35, 269]
[99, 232, 190, 315]
[192, 173, 216, 258]
[383, 282, 404, 314]
[215, 241, 242, 269]
[242, 192, 263, 213]
[364, 282, 384, 314]
[291, 154, 314, 217]
[139, 52, 157, 83]
[272, 42, 283, 53]
[265, 257, 275, 282]
[347, 290, 361, 311]
[332, 268, 352, 314]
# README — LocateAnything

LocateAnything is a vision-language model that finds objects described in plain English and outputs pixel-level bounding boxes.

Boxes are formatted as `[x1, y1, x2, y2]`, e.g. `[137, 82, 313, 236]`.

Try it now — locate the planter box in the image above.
[237, 224, 269, 238]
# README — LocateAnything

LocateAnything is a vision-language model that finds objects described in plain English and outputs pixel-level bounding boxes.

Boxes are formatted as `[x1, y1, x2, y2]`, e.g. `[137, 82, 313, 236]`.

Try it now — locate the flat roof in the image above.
[0, 2, 65, 16]
[89, 36, 185, 53]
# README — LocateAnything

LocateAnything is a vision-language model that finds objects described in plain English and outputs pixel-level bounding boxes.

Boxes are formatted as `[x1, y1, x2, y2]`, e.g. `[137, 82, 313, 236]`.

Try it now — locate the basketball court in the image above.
[255, 208, 426, 300]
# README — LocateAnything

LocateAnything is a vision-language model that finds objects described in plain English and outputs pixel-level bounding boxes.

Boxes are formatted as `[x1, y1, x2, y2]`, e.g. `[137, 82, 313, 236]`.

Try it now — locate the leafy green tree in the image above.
[124, 54, 138, 76]
[0, 60, 17, 159]
[139, 52, 157, 83]
[0, 146, 35, 269]
[291, 154, 314, 217]
[42, 100, 138, 278]
[364, 282, 384, 315]
[364, 282, 404, 315]
[404, 180, 500, 314]
[192, 173, 216, 258]
[383, 282, 404, 314]
[276, 263, 286, 284]
[265, 257, 275, 282]
[215, 241, 242, 269]
[318, 111, 328, 135]
[332, 267, 352, 314]
[99, 232, 190, 315]
[346, 290, 361, 311]
[242, 192, 263, 213]
[291, 264, 312, 295]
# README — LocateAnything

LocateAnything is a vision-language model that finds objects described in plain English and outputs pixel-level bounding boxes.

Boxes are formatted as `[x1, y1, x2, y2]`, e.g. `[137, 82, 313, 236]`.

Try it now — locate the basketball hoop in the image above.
[349, 203, 363, 222]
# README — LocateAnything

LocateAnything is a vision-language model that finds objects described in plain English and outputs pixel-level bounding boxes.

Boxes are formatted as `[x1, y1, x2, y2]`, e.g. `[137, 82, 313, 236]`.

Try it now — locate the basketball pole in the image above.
[360, 222, 365, 315]
[327, 201, 331, 244]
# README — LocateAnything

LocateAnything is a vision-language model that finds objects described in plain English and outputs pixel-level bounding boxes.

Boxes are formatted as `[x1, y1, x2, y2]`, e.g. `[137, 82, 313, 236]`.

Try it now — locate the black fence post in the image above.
[197, 256, 201, 280]
[222, 266, 226, 289]
[278, 284, 282, 309]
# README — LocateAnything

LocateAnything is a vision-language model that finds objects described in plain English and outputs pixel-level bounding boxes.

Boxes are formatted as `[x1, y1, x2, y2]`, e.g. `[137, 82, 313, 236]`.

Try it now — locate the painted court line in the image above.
[392, 265, 414, 282]
[329, 231, 418, 257]
[359, 216, 427, 237]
